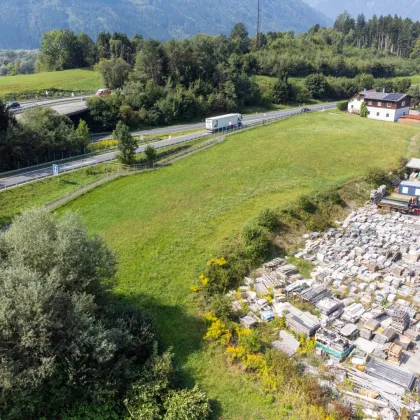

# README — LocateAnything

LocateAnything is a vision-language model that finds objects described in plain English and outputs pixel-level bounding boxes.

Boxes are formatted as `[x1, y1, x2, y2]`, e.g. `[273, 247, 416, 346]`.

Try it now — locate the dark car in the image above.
[300, 107, 311, 113]
[6, 101, 20, 110]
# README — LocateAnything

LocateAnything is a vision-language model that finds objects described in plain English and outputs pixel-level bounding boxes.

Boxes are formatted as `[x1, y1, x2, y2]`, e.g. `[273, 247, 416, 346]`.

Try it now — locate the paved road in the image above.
[0, 103, 336, 190]
[93, 102, 336, 141]
[14, 97, 90, 120]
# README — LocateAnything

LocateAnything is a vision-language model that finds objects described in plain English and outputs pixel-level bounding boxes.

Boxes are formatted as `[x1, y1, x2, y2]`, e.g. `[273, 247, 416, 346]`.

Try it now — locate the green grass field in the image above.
[0, 164, 117, 225]
[0, 69, 102, 97]
[51, 112, 419, 418]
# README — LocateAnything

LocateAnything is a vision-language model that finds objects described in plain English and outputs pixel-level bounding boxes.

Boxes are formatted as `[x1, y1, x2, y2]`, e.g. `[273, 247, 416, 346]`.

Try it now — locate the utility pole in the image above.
[256, 0, 261, 49]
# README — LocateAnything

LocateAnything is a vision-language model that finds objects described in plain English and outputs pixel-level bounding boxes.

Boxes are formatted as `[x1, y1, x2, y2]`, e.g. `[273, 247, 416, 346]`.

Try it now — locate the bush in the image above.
[257, 208, 279, 230]
[297, 196, 317, 214]
[304, 73, 329, 99]
[163, 386, 211, 420]
[337, 100, 348, 111]
[242, 222, 270, 263]
[210, 294, 235, 321]
[366, 167, 390, 186]
[239, 330, 261, 353]
[360, 101, 368, 118]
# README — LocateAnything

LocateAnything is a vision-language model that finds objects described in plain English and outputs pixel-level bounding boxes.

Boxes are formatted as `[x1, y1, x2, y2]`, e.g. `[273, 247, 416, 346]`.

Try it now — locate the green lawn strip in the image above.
[0, 69, 102, 98]
[0, 164, 117, 225]
[56, 112, 417, 418]
[143, 128, 205, 141]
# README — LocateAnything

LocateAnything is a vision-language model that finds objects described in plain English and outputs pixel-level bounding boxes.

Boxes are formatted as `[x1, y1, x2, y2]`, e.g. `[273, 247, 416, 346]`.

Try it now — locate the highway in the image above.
[0, 102, 336, 191]
[93, 102, 336, 141]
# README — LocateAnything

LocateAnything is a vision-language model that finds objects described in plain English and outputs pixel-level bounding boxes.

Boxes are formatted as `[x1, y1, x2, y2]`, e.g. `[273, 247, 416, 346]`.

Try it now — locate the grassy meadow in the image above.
[50, 112, 419, 418]
[0, 69, 102, 97]
[0, 164, 117, 225]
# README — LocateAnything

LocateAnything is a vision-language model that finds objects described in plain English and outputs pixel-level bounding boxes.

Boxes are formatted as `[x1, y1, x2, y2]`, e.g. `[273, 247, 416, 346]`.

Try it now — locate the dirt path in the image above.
[46, 139, 224, 210]
[46, 172, 124, 210]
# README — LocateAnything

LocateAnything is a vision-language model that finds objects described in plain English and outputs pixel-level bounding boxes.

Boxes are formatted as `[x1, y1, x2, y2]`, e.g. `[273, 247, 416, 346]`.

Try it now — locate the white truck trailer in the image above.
[205, 113, 243, 132]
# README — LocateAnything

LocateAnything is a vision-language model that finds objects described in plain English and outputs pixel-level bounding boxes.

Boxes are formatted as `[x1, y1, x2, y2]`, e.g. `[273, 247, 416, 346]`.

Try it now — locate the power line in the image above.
[256, 0, 261, 49]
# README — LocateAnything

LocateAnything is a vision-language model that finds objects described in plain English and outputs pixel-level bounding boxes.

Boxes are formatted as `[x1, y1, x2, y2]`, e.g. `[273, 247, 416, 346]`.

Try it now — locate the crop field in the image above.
[52, 112, 419, 418]
[0, 69, 102, 97]
[3, 112, 418, 418]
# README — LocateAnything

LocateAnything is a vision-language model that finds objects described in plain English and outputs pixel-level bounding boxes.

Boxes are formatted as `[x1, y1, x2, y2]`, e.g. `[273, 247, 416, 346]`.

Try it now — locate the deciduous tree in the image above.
[114, 120, 137, 164]
[94, 58, 131, 89]
[0, 209, 155, 419]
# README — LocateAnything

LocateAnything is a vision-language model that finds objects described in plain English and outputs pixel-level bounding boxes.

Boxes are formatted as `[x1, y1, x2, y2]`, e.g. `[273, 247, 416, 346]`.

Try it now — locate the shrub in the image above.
[257, 208, 279, 230]
[336, 100, 348, 111]
[305, 73, 329, 99]
[242, 222, 270, 261]
[360, 101, 368, 118]
[366, 167, 390, 186]
[297, 196, 317, 214]
[238, 329, 261, 353]
[209, 294, 235, 321]
[163, 386, 211, 420]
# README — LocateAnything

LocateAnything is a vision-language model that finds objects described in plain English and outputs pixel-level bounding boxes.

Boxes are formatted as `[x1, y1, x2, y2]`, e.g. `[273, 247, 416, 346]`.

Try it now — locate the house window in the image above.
[402, 101, 406, 106]
[351, 105, 354, 109]
[386, 113, 389, 118]
[387, 103, 392, 107]
[416, 189, 420, 196]
[402, 187, 409, 194]
[377, 112, 380, 116]
[368, 111, 370, 115]
[378, 102, 382, 106]
[368, 101, 372, 105]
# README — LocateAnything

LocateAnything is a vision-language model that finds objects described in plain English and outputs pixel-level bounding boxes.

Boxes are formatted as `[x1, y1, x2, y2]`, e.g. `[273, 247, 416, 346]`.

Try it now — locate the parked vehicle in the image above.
[95, 88, 112, 97]
[377, 195, 420, 214]
[5, 101, 20, 110]
[206, 113, 243, 132]
[300, 107, 311, 113]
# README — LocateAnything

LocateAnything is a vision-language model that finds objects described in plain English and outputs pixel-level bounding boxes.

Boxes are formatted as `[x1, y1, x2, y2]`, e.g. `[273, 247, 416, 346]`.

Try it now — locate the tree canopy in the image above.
[0, 209, 155, 418]
[0, 209, 210, 419]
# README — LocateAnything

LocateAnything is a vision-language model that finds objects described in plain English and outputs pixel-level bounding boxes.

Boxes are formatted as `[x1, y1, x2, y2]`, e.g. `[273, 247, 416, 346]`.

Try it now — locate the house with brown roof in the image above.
[348, 90, 411, 122]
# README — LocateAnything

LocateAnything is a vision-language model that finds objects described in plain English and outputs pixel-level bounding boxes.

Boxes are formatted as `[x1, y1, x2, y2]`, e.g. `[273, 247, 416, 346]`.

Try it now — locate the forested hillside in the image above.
[306, 0, 420, 21]
[0, 0, 330, 49]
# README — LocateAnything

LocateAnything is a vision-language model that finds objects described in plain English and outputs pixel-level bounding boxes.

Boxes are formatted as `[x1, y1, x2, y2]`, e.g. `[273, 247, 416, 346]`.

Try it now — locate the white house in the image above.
[348, 90, 410, 122]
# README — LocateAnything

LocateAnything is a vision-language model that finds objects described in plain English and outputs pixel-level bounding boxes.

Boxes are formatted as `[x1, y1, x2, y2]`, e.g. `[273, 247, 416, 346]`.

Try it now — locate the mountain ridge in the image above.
[0, 0, 331, 49]
[305, 0, 420, 22]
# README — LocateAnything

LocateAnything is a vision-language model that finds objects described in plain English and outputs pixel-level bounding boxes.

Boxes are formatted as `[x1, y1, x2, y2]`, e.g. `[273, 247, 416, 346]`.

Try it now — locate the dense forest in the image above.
[33, 16, 420, 129]
[0, 50, 36, 76]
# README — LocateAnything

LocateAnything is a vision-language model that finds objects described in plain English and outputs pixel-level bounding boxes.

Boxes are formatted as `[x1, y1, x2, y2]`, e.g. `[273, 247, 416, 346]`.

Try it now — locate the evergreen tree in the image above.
[360, 101, 368, 117]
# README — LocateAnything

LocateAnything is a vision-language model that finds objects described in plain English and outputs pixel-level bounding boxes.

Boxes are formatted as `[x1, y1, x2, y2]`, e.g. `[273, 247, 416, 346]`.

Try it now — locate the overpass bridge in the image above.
[13, 97, 89, 119]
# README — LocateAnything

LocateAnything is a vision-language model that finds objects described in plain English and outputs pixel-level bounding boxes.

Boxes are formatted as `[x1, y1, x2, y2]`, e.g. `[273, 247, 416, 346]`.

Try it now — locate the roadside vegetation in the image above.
[0, 134, 216, 226]
[52, 112, 418, 418]
[0, 105, 91, 171]
[0, 164, 118, 226]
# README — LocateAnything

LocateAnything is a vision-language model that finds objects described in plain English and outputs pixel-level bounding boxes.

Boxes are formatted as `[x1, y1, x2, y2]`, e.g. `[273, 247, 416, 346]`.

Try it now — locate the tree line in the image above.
[0, 105, 90, 171]
[334, 12, 420, 57]
[3, 19, 420, 171]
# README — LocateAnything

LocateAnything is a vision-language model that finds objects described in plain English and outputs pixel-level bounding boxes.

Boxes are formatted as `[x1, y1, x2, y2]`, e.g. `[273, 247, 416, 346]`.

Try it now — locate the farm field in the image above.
[0, 68, 102, 97]
[54, 112, 420, 418]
